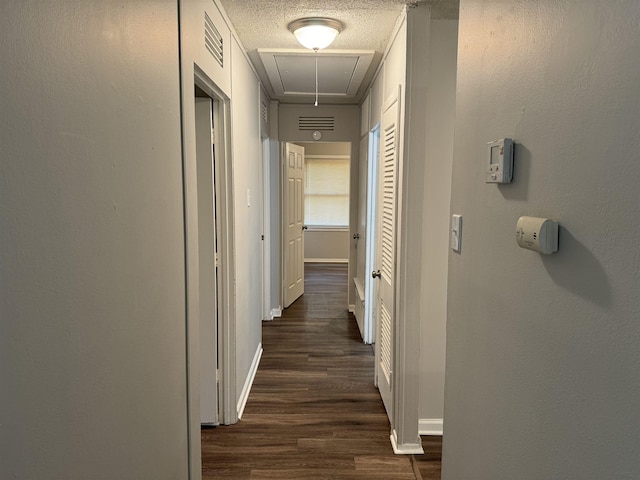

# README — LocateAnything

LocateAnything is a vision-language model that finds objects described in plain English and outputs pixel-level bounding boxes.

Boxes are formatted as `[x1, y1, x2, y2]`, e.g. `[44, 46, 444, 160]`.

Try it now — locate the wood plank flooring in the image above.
[201, 263, 441, 479]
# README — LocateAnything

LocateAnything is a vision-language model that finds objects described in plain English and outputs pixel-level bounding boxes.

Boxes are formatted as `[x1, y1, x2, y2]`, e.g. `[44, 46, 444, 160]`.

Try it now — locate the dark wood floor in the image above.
[201, 263, 441, 479]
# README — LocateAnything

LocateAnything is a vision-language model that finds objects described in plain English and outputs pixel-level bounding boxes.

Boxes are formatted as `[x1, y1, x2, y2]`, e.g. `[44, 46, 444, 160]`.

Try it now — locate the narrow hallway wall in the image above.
[443, 1, 640, 478]
[0, 2, 189, 478]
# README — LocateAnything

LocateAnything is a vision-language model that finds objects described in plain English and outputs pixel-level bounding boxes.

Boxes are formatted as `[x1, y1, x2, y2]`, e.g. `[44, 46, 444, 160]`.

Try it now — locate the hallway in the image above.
[201, 263, 441, 479]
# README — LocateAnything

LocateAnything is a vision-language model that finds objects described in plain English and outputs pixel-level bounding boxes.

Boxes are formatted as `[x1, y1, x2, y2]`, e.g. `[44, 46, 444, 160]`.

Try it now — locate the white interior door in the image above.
[283, 142, 305, 308]
[195, 97, 219, 425]
[374, 89, 401, 418]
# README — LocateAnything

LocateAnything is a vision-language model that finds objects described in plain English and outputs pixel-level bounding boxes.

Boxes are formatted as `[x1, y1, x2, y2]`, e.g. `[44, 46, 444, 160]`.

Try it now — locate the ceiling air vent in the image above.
[298, 116, 335, 131]
[261, 102, 268, 123]
[204, 12, 223, 68]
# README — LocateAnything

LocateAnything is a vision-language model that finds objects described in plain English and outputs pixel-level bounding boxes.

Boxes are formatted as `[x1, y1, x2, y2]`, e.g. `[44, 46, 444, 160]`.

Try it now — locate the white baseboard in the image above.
[348, 304, 356, 313]
[268, 307, 282, 320]
[237, 343, 263, 419]
[419, 418, 443, 436]
[390, 429, 424, 455]
[304, 258, 348, 263]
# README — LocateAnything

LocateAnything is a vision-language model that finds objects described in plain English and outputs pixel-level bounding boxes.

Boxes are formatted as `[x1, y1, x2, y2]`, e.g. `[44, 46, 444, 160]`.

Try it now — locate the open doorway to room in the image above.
[281, 141, 352, 309]
[191, 75, 237, 432]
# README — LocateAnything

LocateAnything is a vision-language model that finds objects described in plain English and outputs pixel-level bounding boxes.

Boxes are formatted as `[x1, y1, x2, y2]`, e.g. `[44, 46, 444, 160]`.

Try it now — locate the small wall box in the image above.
[516, 216, 559, 254]
[486, 138, 514, 183]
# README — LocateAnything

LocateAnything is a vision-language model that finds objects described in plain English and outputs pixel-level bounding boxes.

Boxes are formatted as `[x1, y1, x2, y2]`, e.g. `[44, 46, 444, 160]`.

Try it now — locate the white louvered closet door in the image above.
[375, 88, 401, 419]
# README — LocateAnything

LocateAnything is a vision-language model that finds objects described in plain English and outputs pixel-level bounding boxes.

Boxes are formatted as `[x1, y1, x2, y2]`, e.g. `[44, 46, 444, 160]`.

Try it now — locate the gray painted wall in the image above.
[230, 37, 264, 406]
[443, 1, 640, 478]
[304, 230, 350, 262]
[0, 2, 188, 479]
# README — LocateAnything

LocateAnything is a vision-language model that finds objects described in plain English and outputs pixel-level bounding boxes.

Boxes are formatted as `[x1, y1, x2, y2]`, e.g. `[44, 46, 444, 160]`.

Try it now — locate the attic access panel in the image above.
[276, 55, 357, 95]
[258, 49, 375, 100]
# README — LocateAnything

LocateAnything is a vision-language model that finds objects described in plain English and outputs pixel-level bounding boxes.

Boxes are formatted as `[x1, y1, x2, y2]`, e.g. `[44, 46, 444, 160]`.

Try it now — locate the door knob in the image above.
[371, 269, 381, 279]
[302, 225, 308, 231]
[353, 233, 360, 240]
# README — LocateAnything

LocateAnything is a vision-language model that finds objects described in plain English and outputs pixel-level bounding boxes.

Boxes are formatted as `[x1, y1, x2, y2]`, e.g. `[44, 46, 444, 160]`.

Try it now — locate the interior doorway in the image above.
[363, 126, 380, 345]
[191, 70, 237, 430]
[194, 92, 220, 425]
[281, 141, 352, 309]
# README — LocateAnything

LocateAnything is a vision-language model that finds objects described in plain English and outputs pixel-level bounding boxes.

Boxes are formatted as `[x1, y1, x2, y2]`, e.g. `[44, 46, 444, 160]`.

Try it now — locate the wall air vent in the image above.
[298, 116, 335, 131]
[204, 12, 223, 68]
[261, 102, 268, 123]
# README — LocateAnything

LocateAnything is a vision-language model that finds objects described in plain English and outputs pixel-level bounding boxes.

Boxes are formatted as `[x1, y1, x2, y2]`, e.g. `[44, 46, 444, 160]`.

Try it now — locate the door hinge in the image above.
[215, 252, 219, 267]
[261, 234, 264, 240]
[211, 128, 216, 144]
[216, 369, 220, 383]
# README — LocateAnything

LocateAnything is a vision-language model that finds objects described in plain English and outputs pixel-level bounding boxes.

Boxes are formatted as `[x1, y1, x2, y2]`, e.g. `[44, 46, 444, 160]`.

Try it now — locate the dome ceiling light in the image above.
[288, 17, 344, 51]
[288, 17, 344, 107]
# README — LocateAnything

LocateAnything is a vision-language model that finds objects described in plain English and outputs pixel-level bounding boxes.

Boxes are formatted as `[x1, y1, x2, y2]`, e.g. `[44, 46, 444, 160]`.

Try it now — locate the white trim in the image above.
[390, 430, 424, 455]
[304, 258, 348, 263]
[348, 304, 356, 313]
[418, 418, 443, 436]
[237, 343, 263, 420]
[269, 307, 282, 320]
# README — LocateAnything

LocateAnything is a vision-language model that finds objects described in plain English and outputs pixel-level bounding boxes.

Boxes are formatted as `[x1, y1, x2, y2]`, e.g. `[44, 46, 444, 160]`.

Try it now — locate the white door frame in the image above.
[194, 96, 220, 426]
[363, 125, 380, 345]
[199, 70, 237, 427]
[261, 137, 271, 320]
[184, 65, 237, 441]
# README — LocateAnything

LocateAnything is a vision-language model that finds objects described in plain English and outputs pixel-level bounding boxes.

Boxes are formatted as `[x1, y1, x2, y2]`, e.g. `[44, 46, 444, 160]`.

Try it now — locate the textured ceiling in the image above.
[218, 0, 459, 103]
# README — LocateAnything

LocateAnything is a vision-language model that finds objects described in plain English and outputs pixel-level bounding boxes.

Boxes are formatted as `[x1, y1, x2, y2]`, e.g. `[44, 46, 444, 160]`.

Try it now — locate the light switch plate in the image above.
[451, 214, 462, 253]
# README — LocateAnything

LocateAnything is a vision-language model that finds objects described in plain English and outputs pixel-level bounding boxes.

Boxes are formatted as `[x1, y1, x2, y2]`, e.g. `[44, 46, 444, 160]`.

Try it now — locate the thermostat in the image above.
[486, 138, 513, 183]
[515, 216, 559, 254]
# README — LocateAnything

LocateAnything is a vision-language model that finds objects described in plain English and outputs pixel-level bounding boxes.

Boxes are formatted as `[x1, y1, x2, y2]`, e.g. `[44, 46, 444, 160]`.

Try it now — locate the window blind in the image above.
[304, 157, 350, 227]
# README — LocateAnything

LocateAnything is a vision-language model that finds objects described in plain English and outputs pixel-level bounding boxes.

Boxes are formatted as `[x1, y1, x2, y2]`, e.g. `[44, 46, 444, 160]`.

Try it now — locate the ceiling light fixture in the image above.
[288, 17, 344, 51]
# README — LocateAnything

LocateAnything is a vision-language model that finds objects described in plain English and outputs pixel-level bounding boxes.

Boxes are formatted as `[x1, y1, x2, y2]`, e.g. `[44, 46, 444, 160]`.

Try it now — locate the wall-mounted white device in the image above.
[515, 216, 559, 254]
[486, 138, 514, 183]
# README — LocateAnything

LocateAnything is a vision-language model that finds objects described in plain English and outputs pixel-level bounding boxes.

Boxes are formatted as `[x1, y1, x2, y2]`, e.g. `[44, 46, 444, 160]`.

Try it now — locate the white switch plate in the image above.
[451, 214, 462, 253]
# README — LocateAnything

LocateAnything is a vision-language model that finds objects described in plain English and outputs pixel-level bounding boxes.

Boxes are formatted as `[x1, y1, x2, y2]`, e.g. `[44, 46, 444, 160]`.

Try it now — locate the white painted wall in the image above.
[230, 37, 264, 403]
[418, 19, 458, 433]
[443, 1, 640, 478]
[0, 2, 188, 479]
